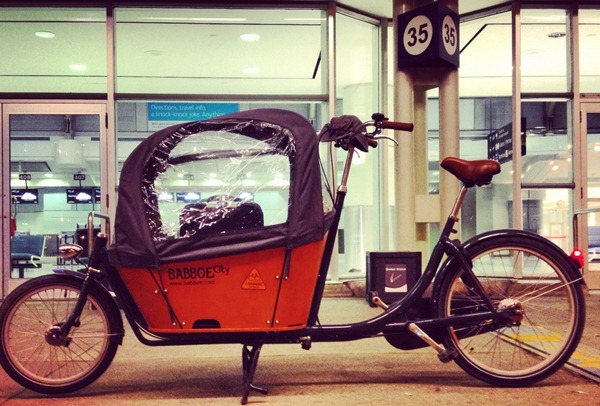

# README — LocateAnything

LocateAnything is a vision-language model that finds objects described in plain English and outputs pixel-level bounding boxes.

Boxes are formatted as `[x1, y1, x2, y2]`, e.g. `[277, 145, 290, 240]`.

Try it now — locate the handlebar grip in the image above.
[367, 138, 378, 148]
[381, 120, 414, 132]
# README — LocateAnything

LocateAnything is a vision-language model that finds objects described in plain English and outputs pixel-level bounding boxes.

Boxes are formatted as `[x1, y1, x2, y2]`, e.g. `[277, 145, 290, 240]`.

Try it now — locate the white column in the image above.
[439, 70, 460, 228]
[394, 0, 416, 251]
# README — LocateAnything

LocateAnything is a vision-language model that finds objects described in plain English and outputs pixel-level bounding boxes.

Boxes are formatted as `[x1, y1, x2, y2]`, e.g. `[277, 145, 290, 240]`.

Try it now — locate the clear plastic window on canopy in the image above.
[143, 124, 293, 242]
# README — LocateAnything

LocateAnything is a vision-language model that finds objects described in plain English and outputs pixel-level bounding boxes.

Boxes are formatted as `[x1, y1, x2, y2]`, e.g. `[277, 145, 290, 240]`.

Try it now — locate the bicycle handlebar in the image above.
[319, 113, 413, 152]
[380, 120, 414, 132]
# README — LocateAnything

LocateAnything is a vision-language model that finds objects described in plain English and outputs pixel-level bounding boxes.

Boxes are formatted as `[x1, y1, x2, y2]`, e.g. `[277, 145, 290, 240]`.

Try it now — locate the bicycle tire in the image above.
[435, 233, 585, 386]
[0, 274, 123, 394]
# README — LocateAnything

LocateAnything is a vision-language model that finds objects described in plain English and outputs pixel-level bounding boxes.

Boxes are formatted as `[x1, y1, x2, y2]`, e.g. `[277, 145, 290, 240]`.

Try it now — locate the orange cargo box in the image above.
[117, 238, 326, 334]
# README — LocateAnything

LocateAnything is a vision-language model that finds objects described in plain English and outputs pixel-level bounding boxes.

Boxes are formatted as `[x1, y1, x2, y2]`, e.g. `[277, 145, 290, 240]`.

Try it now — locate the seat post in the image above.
[449, 184, 469, 221]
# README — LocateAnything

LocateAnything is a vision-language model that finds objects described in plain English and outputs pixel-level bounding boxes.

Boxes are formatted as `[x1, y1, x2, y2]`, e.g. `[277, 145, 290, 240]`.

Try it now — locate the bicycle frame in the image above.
[81, 142, 503, 349]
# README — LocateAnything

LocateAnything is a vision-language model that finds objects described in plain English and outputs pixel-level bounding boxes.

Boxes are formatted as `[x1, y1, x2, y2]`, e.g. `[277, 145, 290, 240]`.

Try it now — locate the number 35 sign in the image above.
[397, 2, 459, 68]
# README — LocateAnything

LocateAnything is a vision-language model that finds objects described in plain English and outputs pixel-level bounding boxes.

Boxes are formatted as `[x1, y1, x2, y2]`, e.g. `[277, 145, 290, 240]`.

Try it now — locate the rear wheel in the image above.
[0, 274, 123, 394]
[436, 234, 585, 386]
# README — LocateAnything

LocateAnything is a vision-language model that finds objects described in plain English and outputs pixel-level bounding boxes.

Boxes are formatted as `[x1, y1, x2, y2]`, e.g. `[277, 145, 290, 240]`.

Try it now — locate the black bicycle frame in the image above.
[84, 144, 503, 348]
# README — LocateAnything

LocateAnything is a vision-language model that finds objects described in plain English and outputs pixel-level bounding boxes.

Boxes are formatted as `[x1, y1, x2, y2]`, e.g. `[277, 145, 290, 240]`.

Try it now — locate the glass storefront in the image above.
[334, 12, 380, 278]
[580, 9, 600, 93]
[2, 2, 600, 297]
[430, 10, 514, 240]
[521, 8, 568, 94]
[114, 8, 326, 96]
[0, 8, 107, 93]
[4, 104, 107, 290]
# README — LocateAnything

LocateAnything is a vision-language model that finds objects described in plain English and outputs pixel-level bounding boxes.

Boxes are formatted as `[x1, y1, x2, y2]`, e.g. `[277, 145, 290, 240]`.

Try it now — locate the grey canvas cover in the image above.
[107, 108, 328, 269]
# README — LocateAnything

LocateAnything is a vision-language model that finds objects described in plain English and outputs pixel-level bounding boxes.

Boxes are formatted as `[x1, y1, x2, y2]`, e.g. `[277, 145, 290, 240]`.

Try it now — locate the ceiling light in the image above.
[283, 18, 325, 21]
[243, 66, 260, 75]
[547, 32, 566, 38]
[139, 17, 246, 22]
[69, 64, 87, 71]
[35, 31, 55, 39]
[144, 50, 163, 57]
[240, 33, 260, 42]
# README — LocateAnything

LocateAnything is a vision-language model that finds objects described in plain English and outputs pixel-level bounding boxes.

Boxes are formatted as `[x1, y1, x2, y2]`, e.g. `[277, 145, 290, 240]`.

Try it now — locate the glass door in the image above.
[2, 103, 107, 297]
[580, 102, 600, 290]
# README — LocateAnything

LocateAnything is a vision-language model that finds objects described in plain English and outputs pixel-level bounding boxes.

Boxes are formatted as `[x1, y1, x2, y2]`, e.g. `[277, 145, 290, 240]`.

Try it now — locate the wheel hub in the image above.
[497, 298, 524, 326]
[44, 326, 72, 347]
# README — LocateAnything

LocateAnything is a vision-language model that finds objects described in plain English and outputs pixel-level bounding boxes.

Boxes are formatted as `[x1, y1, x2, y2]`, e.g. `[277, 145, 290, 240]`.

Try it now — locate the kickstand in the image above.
[241, 343, 268, 404]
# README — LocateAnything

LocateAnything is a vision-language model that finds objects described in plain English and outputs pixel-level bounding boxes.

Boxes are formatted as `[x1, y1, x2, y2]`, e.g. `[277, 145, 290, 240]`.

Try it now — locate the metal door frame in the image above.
[575, 99, 600, 289]
[1, 102, 108, 298]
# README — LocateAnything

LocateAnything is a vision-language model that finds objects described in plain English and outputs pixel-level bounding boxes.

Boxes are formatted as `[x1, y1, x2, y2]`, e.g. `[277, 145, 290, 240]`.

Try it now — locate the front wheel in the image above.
[0, 274, 123, 394]
[436, 234, 585, 386]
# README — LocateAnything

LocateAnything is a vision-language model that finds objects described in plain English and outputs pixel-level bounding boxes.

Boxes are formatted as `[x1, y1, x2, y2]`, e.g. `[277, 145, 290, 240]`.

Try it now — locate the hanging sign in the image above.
[397, 2, 459, 68]
[487, 122, 513, 164]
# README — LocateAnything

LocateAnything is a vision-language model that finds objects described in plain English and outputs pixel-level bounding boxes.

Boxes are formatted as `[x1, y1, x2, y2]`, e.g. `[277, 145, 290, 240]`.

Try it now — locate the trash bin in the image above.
[366, 252, 421, 306]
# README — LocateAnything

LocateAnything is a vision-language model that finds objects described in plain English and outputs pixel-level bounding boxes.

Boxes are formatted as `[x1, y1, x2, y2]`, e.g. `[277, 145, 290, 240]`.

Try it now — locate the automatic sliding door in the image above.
[580, 103, 600, 290]
[2, 104, 107, 296]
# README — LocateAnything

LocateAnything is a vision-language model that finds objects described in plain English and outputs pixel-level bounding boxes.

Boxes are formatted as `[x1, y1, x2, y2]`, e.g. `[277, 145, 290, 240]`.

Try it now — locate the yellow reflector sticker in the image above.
[242, 268, 267, 290]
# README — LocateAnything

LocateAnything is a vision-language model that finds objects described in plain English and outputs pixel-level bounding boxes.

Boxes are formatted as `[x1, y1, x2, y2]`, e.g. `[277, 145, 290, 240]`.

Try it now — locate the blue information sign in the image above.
[147, 102, 239, 130]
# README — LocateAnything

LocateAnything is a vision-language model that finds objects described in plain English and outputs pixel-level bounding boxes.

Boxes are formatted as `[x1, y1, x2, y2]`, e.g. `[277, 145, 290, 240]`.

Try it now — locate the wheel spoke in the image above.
[0, 276, 120, 393]
[438, 237, 584, 386]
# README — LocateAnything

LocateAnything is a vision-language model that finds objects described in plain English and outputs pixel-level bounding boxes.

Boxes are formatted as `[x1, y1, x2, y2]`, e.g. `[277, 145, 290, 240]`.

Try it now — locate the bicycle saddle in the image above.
[440, 157, 501, 187]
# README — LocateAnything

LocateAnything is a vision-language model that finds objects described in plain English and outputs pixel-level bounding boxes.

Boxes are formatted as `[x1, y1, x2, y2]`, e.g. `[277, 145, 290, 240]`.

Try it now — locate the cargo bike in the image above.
[0, 109, 586, 404]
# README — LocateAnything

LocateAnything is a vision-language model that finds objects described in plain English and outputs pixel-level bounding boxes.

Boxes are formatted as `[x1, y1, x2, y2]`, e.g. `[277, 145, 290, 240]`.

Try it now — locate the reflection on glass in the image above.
[587, 113, 600, 199]
[521, 189, 572, 252]
[579, 9, 600, 93]
[0, 8, 107, 93]
[335, 13, 379, 277]
[9, 114, 101, 279]
[115, 8, 325, 95]
[521, 101, 572, 184]
[459, 11, 512, 97]
[521, 8, 568, 93]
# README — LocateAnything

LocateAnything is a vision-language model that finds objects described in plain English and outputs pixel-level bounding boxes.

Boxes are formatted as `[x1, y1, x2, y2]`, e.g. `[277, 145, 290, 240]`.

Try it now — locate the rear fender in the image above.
[431, 229, 583, 308]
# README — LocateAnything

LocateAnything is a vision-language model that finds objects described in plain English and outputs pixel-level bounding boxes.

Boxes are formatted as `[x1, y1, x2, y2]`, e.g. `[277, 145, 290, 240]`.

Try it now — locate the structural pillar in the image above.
[393, 0, 460, 255]
[394, 0, 416, 250]
[438, 64, 460, 231]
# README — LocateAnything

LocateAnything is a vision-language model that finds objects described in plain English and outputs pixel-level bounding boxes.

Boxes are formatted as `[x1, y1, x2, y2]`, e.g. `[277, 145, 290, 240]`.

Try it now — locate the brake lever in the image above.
[372, 135, 399, 145]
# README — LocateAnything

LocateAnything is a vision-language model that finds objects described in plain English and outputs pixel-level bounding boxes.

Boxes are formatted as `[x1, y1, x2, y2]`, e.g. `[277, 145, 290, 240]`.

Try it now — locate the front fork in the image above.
[49, 234, 108, 345]
[57, 268, 100, 336]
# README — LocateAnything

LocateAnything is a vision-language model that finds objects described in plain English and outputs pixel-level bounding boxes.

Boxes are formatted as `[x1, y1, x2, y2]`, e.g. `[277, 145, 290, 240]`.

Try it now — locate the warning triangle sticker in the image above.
[242, 268, 266, 290]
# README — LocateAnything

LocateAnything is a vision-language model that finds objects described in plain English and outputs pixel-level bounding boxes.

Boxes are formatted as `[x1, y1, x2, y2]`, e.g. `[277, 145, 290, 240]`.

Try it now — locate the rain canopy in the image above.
[107, 109, 330, 269]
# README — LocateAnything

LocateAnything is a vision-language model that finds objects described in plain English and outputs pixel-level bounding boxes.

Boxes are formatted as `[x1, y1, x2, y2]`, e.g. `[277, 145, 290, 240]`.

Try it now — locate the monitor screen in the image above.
[66, 188, 94, 204]
[93, 188, 101, 204]
[11, 189, 39, 204]
[176, 191, 201, 203]
[157, 191, 174, 202]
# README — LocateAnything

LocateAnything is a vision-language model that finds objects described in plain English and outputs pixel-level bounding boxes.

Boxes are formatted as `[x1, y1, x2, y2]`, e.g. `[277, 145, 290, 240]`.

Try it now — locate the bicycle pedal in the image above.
[408, 323, 453, 362]
[372, 296, 389, 310]
[437, 348, 457, 363]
